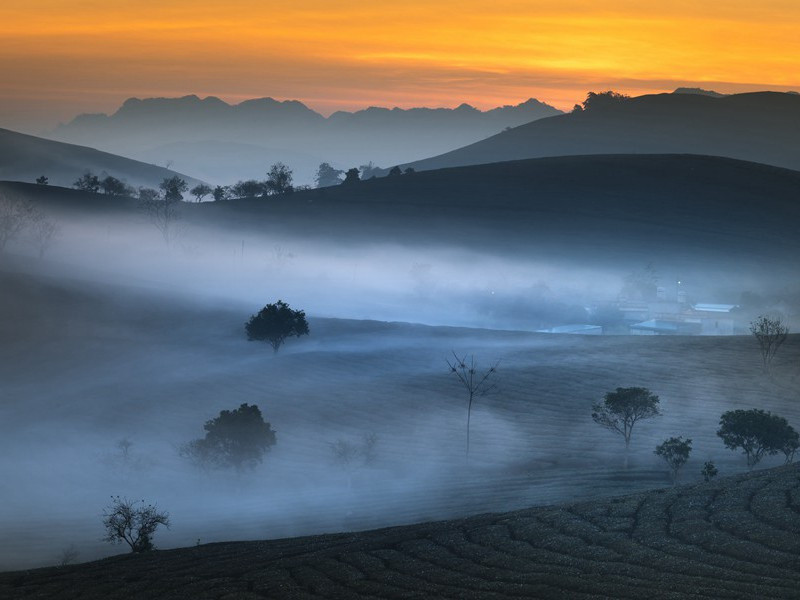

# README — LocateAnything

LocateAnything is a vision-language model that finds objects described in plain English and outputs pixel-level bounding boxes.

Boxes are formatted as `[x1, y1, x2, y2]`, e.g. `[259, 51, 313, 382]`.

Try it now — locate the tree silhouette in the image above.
[182, 404, 277, 470]
[73, 172, 100, 193]
[592, 387, 661, 466]
[654, 437, 692, 485]
[718, 409, 798, 469]
[190, 183, 212, 202]
[212, 185, 229, 201]
[750, 315, 789, 374]
[245, 300, 309, 352]
[446, 352, 499, 458]
[342, 168, 360, 185]
[265, 162, 294, 195]
[159, 176, 188, 203]
[102, 496, 169, 553]
[315, 163, 344, 187]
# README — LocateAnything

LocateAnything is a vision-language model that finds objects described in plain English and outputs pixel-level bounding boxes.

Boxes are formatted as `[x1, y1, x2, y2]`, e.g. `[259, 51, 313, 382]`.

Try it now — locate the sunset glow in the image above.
[2, 0, 799, 130]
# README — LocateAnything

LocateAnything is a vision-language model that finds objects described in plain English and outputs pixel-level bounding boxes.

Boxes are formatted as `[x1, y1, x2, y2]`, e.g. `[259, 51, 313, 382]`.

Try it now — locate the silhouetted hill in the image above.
[2, 463, 798, 598]
[403, 92, 800, 172]
[0, 128, 203, 189]
[49, 96, 561, 185]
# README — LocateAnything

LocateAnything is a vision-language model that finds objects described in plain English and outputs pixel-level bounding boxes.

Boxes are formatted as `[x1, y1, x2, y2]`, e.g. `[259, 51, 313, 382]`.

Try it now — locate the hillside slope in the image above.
[2, 463, 798, 599]
[403, 92, 800, 173]
[0, 128, 203, 189]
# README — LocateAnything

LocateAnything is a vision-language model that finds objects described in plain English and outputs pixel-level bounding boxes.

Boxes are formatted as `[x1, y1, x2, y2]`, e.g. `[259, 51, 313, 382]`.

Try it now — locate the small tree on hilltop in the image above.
[342, 168, 360, 185]
[592, 387, 661, 467]
[654, 436, 692, 485]
[446, 352, 499, 458]
[102, 496, 169, 553]
[190, 183, 212, 203]
[73, 172, 100, 193]
[212, 185, 229, 202]
[35, 175, 48, 185]
[159, 176, 188, 203]
[265, 162, 294, 195]
[181, 403, 277, 470]
[100, 175, 131, 197]
[245, 300, 309, 352]
[750, 315, 789, 374]
[717, 408, 798, 469]
[315, 163, 343, 187]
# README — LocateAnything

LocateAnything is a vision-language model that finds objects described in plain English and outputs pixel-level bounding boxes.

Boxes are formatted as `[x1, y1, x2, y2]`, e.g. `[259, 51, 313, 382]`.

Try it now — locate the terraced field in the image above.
[2, 463, 798, 599]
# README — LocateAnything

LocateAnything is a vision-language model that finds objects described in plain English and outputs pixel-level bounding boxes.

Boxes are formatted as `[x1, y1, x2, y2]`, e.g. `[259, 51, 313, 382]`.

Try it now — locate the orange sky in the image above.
[1, 0, 799, 132]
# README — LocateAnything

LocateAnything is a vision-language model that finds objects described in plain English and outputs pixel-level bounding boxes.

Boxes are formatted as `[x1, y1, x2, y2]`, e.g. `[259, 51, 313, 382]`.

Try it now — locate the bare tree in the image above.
[102, 496, 169, 553]
[0, 192, 35, 253]
[29, 210, 59, 258]
[58, 544, 79, 567]
[446, 352, 499, 458]
[750, 315, 789, 374]
[139, 187, 181, 245]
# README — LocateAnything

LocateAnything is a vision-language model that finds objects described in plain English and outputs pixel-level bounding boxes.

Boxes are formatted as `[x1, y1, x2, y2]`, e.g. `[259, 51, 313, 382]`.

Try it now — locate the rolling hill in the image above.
[402, 92, 800, 173]
[1, 456, 798, 598]
[0, 128, 204, 189]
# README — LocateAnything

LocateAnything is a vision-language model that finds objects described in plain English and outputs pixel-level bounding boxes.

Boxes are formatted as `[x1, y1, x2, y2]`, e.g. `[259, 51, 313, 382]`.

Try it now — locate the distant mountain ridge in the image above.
[49, 96, 562, 185]
[402, 91, 800, 173]
[0, 128, 203, 189]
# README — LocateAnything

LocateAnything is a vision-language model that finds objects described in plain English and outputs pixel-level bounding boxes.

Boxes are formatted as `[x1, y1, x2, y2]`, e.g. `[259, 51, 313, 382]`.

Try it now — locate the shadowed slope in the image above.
[0, 128, 203, 189]
[2, 464, 798, 599]
[403, 92, 800, 173]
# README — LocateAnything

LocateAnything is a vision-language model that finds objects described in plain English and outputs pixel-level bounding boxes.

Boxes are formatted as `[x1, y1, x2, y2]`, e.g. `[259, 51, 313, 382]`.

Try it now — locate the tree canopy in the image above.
[245, 300, 309, 352]
[592, 387, 661, 451]
[182, 403, 277, 470]
[315, 162, 343, 187]
[654, 437, 692, 484]
[265, 162, 294, 195]
[159, 176, 188, 203]
[718, 408, 798, 468]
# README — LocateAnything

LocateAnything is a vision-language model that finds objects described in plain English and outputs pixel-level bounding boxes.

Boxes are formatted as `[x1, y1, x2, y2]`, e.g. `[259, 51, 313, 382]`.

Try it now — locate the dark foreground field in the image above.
[2, 463, 799, 599]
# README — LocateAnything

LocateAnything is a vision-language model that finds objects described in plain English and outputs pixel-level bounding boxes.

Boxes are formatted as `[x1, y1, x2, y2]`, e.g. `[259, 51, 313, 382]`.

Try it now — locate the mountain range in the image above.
[49, 96, 562, 185]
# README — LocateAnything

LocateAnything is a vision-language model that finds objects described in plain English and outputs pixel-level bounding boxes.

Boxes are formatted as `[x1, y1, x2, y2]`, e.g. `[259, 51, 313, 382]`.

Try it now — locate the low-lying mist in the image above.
[1, 196, 799, 571]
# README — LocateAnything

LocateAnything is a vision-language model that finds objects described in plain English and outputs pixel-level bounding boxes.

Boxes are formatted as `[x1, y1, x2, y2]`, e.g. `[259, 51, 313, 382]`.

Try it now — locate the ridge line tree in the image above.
[265, 162, 294, 195]
[190, 183, 212, 202]
[592, 387, 661, 467]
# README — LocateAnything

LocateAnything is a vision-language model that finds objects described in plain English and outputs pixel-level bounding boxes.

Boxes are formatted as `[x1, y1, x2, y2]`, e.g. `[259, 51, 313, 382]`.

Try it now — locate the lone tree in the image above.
[190, 183, 212, 202]
[102, 496, 169, 553]
[181, 403, 276, 470]
[717, 408, 799, 469]
[315, 162, 343, 187]
[35, 175, 48, 185]
[750, 315, 789, 374]
[245, 300, 309, 352]
[654, 437, 692, 485]
[701, 461, 718, 482]
[265, 162, 294, 195]
[446, 352, 499, 458]
[592, 387, 661, 466]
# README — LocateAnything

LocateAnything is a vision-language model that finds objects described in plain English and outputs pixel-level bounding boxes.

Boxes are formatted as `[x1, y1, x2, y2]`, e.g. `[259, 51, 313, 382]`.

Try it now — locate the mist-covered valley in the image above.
[1, 154, 799, 572]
